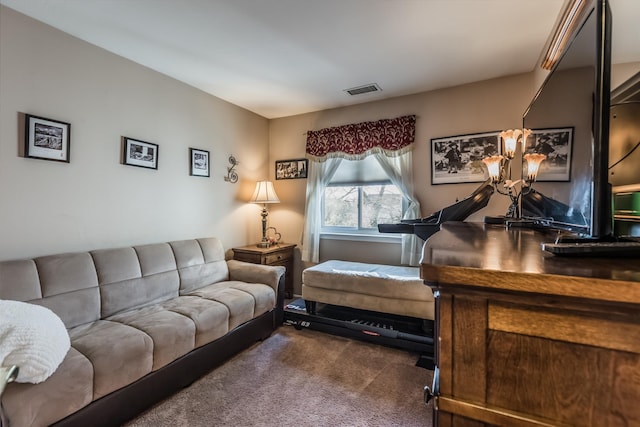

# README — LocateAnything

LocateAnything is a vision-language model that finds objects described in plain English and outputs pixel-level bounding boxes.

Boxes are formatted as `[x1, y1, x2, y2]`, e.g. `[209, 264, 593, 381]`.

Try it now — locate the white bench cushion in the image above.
[302, 260, 434, 319]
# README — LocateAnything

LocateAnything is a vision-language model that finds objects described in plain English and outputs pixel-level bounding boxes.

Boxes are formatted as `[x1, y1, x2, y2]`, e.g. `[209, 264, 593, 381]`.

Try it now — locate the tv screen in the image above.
[521, 0, 612, 238]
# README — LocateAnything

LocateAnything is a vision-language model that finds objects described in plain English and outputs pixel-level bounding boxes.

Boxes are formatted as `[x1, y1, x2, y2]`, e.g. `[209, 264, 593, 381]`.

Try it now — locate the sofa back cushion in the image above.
[92, 243, 180, 318]
[0, 237, 224, 325]
[0, 253, 101, 329]
[170, 238, 229, 295]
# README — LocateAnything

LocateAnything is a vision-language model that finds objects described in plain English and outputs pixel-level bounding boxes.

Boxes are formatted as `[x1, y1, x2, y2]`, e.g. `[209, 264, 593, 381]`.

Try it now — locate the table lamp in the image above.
[250, 181, 280, 248]
[482, 128, 544, 219]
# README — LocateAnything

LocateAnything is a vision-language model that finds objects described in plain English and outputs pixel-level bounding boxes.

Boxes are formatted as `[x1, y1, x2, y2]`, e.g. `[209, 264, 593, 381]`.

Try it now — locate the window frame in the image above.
[320, 179, 406, 236]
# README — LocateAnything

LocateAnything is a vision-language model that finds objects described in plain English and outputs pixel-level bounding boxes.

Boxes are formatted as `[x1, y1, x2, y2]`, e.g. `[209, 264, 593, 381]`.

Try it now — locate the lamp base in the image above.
[484, 215, 507, 225]
[256, 242, 270, 248]
[505, 218, 537, 229]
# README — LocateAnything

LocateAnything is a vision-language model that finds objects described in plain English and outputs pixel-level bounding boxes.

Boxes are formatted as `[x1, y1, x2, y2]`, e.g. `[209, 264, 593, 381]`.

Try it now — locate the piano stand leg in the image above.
[304, 300, 317, 314]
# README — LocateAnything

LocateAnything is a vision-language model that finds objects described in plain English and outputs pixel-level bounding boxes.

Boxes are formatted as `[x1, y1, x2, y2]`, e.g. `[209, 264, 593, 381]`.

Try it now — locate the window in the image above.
[321, 156, 403, 234]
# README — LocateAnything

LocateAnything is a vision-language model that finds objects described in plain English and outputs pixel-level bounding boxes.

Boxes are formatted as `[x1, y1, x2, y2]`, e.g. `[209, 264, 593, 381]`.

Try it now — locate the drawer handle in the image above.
[277, 255, 282, 260]
[424, 366, 439, 405]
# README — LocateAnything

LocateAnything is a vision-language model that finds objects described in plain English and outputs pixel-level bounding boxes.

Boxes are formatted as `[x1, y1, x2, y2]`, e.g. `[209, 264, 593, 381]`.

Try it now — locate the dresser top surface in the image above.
[421, 222, 640, 289]
[232, 243, 296, 255]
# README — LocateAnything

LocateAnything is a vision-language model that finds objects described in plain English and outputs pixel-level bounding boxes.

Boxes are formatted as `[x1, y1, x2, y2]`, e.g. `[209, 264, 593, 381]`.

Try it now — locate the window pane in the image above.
[323, 186, 358, 227]
[330, 156, 389, 184]
[361, 185, 403, 228]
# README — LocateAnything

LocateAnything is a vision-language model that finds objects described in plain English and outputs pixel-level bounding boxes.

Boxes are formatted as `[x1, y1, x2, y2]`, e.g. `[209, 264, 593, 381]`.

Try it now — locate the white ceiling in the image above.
[1, 0, 639, 119]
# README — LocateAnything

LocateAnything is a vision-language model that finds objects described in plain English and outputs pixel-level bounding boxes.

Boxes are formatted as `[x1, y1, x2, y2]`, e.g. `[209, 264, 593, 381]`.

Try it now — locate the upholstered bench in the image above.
[301, 260, 434, 320]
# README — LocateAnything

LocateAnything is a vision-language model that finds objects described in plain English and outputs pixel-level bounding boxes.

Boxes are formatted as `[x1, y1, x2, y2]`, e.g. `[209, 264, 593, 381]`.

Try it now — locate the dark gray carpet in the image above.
[124, 326, 434, 426]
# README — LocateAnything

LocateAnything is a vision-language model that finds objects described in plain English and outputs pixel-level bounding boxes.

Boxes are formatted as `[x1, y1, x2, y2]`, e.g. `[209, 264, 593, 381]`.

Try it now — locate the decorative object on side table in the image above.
[189, 148, 210, 177]
[24, 114, 71, 163]
[250, 181, 280, 248]
[224, 155, 239, 183]
[232, 243, 296, 299]
[123, 137, 158, 170]
[265, 226, 282, 246]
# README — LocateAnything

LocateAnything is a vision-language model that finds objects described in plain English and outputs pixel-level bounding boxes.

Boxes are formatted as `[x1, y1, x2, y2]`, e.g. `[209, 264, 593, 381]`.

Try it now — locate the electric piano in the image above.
[378, 180, 494, 241]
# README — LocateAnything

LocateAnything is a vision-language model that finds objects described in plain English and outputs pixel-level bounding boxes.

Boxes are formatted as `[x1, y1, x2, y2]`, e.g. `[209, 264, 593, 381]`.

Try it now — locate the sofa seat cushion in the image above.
[68, 320, 153, 399]
[225, 282, 276, 317]
[1, 347, 93, 427]
[188, 281, 275, 330]
[107, 305, 196, 370]
[161, 296, 229, 348]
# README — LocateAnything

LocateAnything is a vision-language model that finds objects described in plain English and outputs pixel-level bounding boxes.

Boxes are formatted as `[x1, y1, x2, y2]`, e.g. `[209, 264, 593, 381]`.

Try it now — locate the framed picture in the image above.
[276, 158, 308, 180]
[123, 137, 158, 170]
[190, 148, 210, 177]
[523, 127, 574, 182]
[24, 114, 71, 163]
[431, 131, 501, 184]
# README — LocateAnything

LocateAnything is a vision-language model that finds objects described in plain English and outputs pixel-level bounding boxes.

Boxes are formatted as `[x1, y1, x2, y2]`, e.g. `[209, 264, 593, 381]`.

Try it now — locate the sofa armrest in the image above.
[226, 260, 285, 295]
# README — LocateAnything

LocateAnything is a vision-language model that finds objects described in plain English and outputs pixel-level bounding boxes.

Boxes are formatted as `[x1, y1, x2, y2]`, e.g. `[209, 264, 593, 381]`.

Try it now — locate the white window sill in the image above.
[320, 232, 402, 244]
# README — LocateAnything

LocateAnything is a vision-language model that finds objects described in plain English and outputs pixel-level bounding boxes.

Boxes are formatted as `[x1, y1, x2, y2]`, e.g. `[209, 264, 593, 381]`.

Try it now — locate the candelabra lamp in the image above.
[482, 129, 545, 219]
[250, 181, 280, 248]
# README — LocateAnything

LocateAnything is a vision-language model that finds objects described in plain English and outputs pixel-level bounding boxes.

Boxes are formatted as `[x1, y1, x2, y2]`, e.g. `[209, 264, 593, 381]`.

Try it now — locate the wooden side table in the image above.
[232, 243, 296, 298]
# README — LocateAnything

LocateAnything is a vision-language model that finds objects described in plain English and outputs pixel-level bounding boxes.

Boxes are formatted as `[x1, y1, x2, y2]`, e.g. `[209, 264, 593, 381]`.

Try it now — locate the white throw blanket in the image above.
[0, 300, 70, 384]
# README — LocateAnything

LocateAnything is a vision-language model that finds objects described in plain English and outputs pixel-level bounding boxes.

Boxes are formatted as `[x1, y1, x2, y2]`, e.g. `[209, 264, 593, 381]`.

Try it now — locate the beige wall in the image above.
[612, 62, 640, 90]
[272, 66, 639, 296]
[0, 6, 269, 260]
[270, 73, 537, 294]
[5, 5, 633, 294]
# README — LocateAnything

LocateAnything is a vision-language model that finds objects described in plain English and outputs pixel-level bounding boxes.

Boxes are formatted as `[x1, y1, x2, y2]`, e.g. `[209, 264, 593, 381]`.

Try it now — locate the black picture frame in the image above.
[522, 127, 574, 182]
[431, 131, 501, 184]
[190, 148, 210, 177]
[24, 114, 71, 163]
[275, 158, 308, 180]
[123, 137, 158, 170]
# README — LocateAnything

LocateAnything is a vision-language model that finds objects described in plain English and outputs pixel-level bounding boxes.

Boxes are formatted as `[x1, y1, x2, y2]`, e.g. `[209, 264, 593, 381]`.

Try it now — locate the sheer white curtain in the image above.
[302, 115, 418, 264]
[300, 157, 342, 263]
[373, 148, 422, 265]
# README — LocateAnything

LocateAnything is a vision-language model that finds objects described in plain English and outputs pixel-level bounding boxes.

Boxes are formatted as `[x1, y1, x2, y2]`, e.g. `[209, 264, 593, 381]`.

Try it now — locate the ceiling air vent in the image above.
[344, 83, 382, 96]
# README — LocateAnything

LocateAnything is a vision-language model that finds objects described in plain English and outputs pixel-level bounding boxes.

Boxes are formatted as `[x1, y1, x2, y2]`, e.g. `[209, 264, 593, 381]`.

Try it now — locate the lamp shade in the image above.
[522, 128, 532, 151]
[523, 153, 547, 182]
[482, 155, 503, 182]
[499, 129, 523, 159]
[250, 181, 280, 204]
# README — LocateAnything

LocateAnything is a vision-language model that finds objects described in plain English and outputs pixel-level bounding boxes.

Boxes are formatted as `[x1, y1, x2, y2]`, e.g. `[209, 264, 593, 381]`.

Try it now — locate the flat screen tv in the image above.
[521, 0, 612, 239]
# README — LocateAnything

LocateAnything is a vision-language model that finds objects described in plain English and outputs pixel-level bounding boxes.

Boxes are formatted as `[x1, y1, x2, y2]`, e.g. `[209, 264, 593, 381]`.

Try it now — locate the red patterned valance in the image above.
[306, 115, 416, 160]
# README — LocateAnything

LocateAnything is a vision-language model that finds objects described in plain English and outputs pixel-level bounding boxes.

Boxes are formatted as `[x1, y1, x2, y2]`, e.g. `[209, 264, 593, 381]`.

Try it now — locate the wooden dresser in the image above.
[421, 222, 640, 427]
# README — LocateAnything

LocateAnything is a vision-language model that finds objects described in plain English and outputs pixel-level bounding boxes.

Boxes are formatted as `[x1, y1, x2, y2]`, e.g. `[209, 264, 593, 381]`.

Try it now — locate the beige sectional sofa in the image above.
[0, 237, 285, 427]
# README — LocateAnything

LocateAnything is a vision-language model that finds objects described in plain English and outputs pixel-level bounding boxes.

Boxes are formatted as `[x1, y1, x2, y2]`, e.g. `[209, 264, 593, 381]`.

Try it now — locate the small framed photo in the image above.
[276, 158, 308, 180]
[523, 127, 574, 182]
[123, 137, 158, 170]
[24, 114, 71, 163]
[190, 148, 210, 177]
[431, 131, 501, 184]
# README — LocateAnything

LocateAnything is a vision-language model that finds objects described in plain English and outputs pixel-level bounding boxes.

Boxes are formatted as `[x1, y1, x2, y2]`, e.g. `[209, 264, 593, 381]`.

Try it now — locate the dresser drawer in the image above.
[264, 252, 288, 264]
